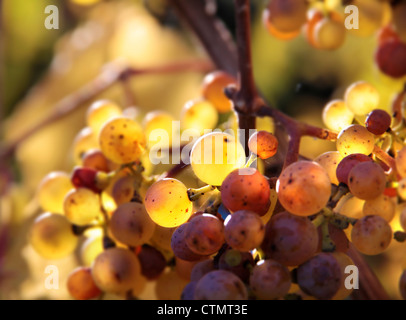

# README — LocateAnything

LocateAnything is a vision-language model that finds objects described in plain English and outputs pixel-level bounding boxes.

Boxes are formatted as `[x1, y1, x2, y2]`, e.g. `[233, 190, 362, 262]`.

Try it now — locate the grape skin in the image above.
[336, 153, 372, 185]
[314, 151, 343, 185]
[218, 248, 255, 284]
[365, 109, 392, 135]
[336, 124, 375, 157]
[363, 194, 395, 222]
[267, 0, 307, 33]
[190, 259, 215, 282]
[180, 99, 218, 136]
[136, 244, 167, 280]
[201, 71, 237, 113]
[344, 82, 380, 116]
[67, 266, 101, 300]
[86, 100, 122, 137]
[322, 100, 354, 133]
[248, 131, 278, 159]
[171, 223, 208, 261]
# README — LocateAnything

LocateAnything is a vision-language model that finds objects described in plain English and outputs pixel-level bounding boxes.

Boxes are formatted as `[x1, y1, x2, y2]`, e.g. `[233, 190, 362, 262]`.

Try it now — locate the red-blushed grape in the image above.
[171, 223, 208, 261]
[194, 270, 248, 300]
[37, 171, 73, 214]
[336, 153, 372, 185]
[190, 259, 215, 282]
[261, 211, 319, 266]
[221, 168, 271, 216]
[91, 247, 141, 294]
[351, 215, 392, 255]
[336, 124, 375, 157]
[363, 193, 395, 222]
[331, 252, 355, 300]
[276, 161, 331, 216]
[111, 175, 137, 206]
[266, 0, 307, 33]
[397, 178, 406, 200]
[201, 71, 238, 113]
[181, 281, 198, 300]
[250, 259, 291, 300]
[313, 14, 346, 51]
[109, 202, 155, 247]
[67, 266, 101, 300]
[99, 117, 146, 165]
[400, 270, 406, 300]
[218, 248, 255, 283]
[184, 213, 225, 256]
[136, 244, 167, 280]
[344, 82, 380, 116]
[263, 8, 300, 40]
[377, 24, 401, 45]
[297, 252, 341, 300]
[144, 178, 193, 228]
[180, 98, 218, 136]
[347, 161, 386, 200]
[82, 149, 110, 172]
[396, 146, 406, 178]
[71, 166, 106, 193]
[248, 131, 278, 159]
[317, 224, 350, 253]
[314, 151, 343, 185]
[375, 40, 406, 79]
[224, 210, 265, 252]
[365, 109, 392, 135]
[63, 188, 103, 226]
[29, 212, 78, 259]
[322, 100, 354, 133]
[86, 99, 122, 136]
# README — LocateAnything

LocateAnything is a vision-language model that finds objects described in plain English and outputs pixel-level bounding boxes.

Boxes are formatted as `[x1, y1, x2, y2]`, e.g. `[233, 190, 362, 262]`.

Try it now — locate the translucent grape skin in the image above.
[365, 109, 392, 135]
[67, 266, 101, 300]
[276, 161, 331, 216]
[181, 281, 198, 300]
[218, 248, 255, 284]
[109, 202, 156, 247]
[136, 244, 167, 280]
[171, 223, 208, 261]
[297, 252, 341, 300]
[314, 151, 342, 185]
[400, 270, 406, 300]
[322, 99, 354, 133]
[248, 131, 278, 159]
[336, 124, 375, 157]
[250, 259, 291, 300]
[263, 8, 301, 40]
[180, 98, 218, 136]
[344, 82, 380, 116]
[224, 210, 265, 252]
[86, 99, 122, 136]
[221, 168, 271, 216]
[304, 8, 324, 48]
[336, 153, 372, 185]
[71, 166, 104, 193]
[184, 213, 225, 256]
[363, 193, 395, 222]
[194, 270, 248, 300]
[91, 247, 141, 294]
[144, 178, 193, 228]
[347, 161, 386, 200]
[313, 15, 346, 51]
[111, 175, 137, 206]
[261, 211, 319, 266]
[351, 215, 392, 255]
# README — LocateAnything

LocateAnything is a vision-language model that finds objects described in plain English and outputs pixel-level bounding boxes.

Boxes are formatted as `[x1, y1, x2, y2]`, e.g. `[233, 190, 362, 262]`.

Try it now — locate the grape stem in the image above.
[187, 185, 216, 201]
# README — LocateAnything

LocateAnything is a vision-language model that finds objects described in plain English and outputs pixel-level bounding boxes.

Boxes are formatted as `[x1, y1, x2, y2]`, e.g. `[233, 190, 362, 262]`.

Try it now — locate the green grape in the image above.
[91, 247, 141, 294]
[322, 100, 354, 133]
[67, 266, 101, 300]
[63, 188, 103, 226]
[314, 151, 343, 185]
[276, 161, 331, 216]
[29, 212, 78, 259]
[344, 81, 380, 116]
[86, 99, 122, 137]
[144, 178, 193, 228]
[363, 194, 395, 222]
[37, 171, 73, 214]
[190, 132, 247, 186]
[109, 202, 156, 247]
[99, 117, 146, 164]
[143, 110, 176, 149]
[336, 124, 375, 157]
[181, 99, 219, 136]
[72, 127, 98, 165]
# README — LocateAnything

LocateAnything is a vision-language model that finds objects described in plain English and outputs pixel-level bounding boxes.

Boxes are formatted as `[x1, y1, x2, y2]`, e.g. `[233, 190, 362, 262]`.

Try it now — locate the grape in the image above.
[218, 248, 255, 283]
[63, 188, 103, 226]
[276, 161, 331, 216]
[224, 210, 265, 252]
[347, 161, 386, 200]
[331, 252, 354, 300]
[194, 270, 248, 300]
[144, 178, 193, 228]
[250, 259, 291, 300]
[111, 175, 138, 206]
[71, 166, 105, 193]
[261, 211, 319, 266]
[297, 252, 341, 300]
[181, 281, 197, 300]
[86, 99, 122, 136]
[181, 99, 218, 136]
[184, 213, 225, 256]
[151, 225, 176, 252]
[263, 8, 300, 40]
[91, 247, 141, 294]
[349, 0, 388, 37]
[37, 171, 73, 214]
[304, 8, 324, 48]
[190, 259, 214, 283]
[344, 82, 380, 116]
[99, 117, 146, 164]
[393, 2, 406, 42]
[175, 257, 203, 281]
[314, 151, 343, 185]
[67, 266, 101, 300]
[72, 127, 98, 165]
[397, 178, 406, 200]
[336, 153, 372, 185]
[190, 132, 246, 186]
[131, 274, 147, 298]
[221, 168, 271, 216]
[313, 16, 346, 51]
[396, 147, 406, 178]
[363, 193, 395, 222]
[375, 40, 406, 79]
[29, 212, 78, 259]
[400, 270, 406, 300]
[201, 71, 237, 113]
[351, 215, 392, 255]
[80, 234, 104, 267]
[322, 100, 354, 133]
[336, 124, 375, 157]
[136, 244, 167, 280]
[143, 110, 175, 149]
[171, 223, 207, 261]
[109, 202, 156, 247]
[266, 0, 307, 33]
[334, 193, 365, 220]
[82, 149, 110, 172]
[377, 24, 401, 45]
[248, 131, 278, 159]
[155, 269, 189, 300]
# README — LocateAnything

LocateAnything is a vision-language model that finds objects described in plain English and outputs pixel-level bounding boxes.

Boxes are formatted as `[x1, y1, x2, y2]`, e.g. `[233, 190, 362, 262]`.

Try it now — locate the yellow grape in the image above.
[143, 110, 176, 149]
[344, 81, 380, 116]
[314, 151, 343, 185]
[334, 193, 364, 219]
[190, 132, 246, 186]
[313, 17, 346, 50]
[29, 212, 78, 259]
[99, 117, 146, 164]
[363, 194, 395, 222]
[63, 188, 103, 226]
[336, 124, 375, 157]
[72, 127, 98, 165]
[86, 100, 122, 137]
[37, 171, 73, 214]
[267, 0, 308, 33]
[80, 235, 104, 267]
[144, 178, 193, 228]
[322, 100, 354, 133]
[155, 269, 189, 300]
[181, 99, 218, 136]
[396, 147, 406, 178]
[150, 225, 176, 252]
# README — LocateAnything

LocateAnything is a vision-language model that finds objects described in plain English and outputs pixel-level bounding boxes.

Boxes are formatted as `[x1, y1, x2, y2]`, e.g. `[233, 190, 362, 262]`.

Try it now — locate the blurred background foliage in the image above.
[1, 0, 405, 299]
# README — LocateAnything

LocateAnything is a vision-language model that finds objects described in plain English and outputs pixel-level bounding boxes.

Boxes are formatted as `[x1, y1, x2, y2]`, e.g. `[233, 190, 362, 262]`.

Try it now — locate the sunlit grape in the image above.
[344, 82, 380, 116]
[363, 194, 395, 222]
[181, 99, 218, 136]
[201, 71, 237, 113]
[263, 8, 300, 40]
[365, 109, 392, 135]
[80, 234, 104, 267]
[82, 149, 110, 172]
[349, 0, 388, 37]
[313, 16, 346, 50]
[267, 0, 307, 33]
[314, 151, 343, 185]
[248, 131, 278, 159]
[151, 225, 176, 252]
[143, 110, 175, 149]
[397, 178, 406, 200]
[86, 100, 122, 136]
[190, 259, 215, 282]
[334, 194, 365, 220]
[67, 266, 101, 300]
[72, 127, 99, 165]
[336, 124, 375, 157]
[322, 100, 354, 133]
